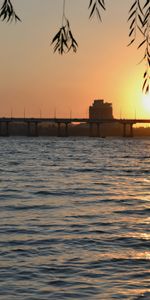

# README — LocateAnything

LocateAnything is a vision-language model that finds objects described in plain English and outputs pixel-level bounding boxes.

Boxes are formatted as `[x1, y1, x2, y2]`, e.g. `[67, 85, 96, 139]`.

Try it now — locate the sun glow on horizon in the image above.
[142, 93, 150, 112]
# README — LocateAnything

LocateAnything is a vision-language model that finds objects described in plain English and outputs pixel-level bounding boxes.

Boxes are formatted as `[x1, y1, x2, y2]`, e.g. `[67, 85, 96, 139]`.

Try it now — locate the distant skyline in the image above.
[0, 0, 150, 119]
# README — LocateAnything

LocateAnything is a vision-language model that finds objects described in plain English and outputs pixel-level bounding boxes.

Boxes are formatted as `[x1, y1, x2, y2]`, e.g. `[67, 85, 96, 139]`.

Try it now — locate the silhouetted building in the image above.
[89, 99, 113, 119]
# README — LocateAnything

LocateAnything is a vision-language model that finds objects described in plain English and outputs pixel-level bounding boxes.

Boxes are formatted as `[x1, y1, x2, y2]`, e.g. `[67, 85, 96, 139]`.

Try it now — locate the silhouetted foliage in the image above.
[0, 0, 21, 22]
[128, 0, 150, 94]
[51, 18, 78, 54]
[88, 0, 106, 21]
[0, 0, 150, 94]
[51, 1, 78, 54]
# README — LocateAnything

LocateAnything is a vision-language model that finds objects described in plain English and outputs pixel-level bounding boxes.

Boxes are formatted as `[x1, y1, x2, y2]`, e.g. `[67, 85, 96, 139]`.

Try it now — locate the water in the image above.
[0, 137, 150, 299]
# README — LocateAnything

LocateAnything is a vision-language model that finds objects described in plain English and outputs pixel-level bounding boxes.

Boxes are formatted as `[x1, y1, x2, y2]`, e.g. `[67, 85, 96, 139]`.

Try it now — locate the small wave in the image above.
[115, 208, 150, 216]
[108, 236, 150, 249]
[134, 292, 150, 300]
[34, 190, 77, 197]
[1, 204, 57, 211]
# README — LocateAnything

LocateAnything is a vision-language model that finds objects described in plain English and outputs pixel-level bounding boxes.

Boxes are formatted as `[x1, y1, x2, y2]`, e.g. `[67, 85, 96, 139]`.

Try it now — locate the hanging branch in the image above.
[51, 17, 78, 54]
[140, 1, 150, 94]
[0, 0, 21, 22]
[51, 0, 78, 54]
[88, 0, 106, 21]
[128, 0, 143, 46]
[128, 0, 150, 94]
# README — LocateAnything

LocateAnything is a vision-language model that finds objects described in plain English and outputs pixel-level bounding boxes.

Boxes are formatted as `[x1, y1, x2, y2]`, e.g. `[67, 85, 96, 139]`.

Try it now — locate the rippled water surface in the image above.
[0, 137, 150, 299]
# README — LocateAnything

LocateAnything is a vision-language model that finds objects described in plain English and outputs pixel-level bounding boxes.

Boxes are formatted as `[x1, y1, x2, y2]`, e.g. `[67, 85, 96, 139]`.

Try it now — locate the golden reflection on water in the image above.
[136, 251, 150, 260]
[82, 249, 150, 261]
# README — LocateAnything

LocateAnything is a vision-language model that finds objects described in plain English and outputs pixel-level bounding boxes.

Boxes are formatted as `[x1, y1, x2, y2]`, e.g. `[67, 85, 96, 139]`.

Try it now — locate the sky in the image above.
[0, 0, 149, 119]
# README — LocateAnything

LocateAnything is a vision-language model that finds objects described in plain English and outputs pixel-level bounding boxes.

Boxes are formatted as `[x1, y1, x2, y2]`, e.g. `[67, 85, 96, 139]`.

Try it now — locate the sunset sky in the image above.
[0, 0, 149, 119]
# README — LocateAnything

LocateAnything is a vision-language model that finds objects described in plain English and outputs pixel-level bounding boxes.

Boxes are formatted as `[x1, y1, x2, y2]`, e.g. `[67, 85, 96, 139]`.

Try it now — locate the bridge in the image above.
[0, 117, 150, 137]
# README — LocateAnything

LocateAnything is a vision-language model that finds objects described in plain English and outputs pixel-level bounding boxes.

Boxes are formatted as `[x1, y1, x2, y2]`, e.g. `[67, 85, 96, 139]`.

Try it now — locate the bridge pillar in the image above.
[27, 122, 31, 137]
[123, 123, 126, 137]
[123, 123, 134, 137]
[65, 123, 69, 137]
[27, 122, 39, 137]
[0, 121, 10, 137]
[6, 121, 9, 136]
[129, 123, 133, 137]
[89, 123, 93, 137]
[96, 123, 100, 137]
[35, 122, 39, 137]
[57, 123, 61, 137]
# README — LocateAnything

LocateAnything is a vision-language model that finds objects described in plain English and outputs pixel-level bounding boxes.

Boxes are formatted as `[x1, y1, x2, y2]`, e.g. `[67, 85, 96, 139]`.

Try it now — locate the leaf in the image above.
[146, 85, 149, 94]
[127, 39, 135, 46]
[130, 18, 136, 29]
[89, 3, 96, 18]
[143, 0, 150, 9]
[142, 78, 147, 92]
[129, 1, 137, 13]
[129, 27, 135, 37]
[137, 39, 146, 49]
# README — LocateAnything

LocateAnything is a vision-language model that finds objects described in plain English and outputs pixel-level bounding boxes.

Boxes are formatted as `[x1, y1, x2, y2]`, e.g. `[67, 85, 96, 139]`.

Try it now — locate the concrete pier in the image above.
[27, 121, 39, 137]
[89, 123, 93, 137]
[0, 121, 10, 136]
[123, 123, 134, 138]
[57, 123, 61, 137]
[65, 123, 69, 137]
[129, 123, 133, 137]
[96, 123, 100, 137]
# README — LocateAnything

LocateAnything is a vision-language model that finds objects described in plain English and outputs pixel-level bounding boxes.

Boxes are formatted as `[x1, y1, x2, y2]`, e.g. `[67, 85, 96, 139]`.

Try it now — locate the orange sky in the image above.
[0, 0, 149, 119]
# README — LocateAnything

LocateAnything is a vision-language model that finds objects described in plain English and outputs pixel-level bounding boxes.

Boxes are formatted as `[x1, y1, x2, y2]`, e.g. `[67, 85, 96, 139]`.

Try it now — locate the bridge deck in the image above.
[0, 117, 150, 124]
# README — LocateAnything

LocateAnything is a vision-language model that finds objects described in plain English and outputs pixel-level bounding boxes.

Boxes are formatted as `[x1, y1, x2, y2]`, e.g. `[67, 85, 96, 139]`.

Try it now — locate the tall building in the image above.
[89, 99, 113, 119]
